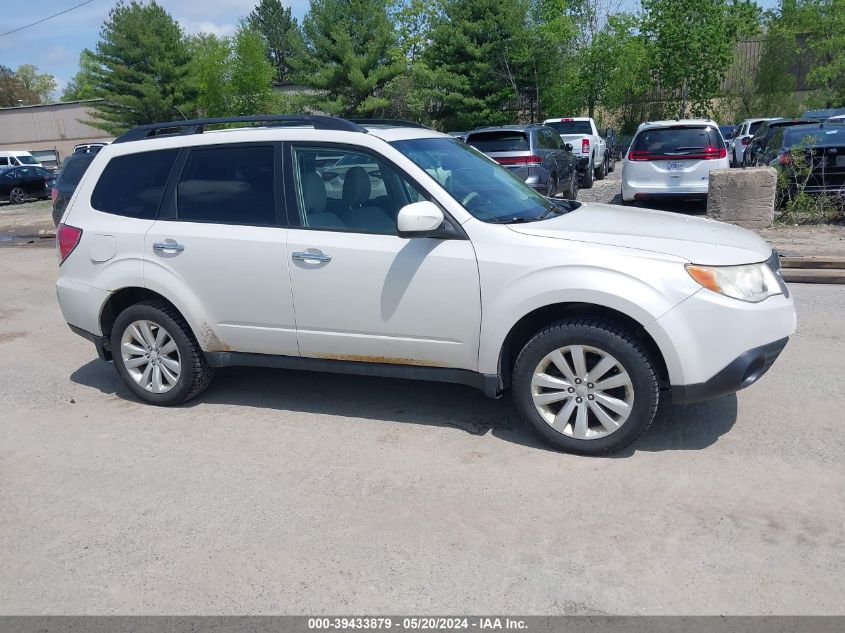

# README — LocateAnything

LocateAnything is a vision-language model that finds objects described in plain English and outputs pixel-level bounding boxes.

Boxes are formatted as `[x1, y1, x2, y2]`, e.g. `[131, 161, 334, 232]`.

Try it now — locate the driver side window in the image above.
[291, 146, 427, 235]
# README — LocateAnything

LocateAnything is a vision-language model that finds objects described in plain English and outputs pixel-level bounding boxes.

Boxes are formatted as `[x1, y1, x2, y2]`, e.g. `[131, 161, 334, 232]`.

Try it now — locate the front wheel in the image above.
[568, 170, 578, 200]
[111, 299, 213, 405]
[9, 187, 26, 204]
[607, 156, 615, 172]
[595, 157, 607, 180]
[581, 162, 594, 189]
[512, 318, 660, 455]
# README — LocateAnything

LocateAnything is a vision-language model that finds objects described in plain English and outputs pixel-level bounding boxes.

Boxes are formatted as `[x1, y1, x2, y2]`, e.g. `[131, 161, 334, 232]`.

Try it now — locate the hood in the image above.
[507, 203, 773, 265]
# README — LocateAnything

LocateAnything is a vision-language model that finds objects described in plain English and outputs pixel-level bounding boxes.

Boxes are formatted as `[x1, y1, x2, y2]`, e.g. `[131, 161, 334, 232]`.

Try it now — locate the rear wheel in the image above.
[111, 299, 213, 405]
[581, 162, 594, 189]
[547, 174, 557, 197]
[9, 187, 26, 204]
[595, 156, 607, 180]
[607, 155, 615, 172]
[568, 170, 578, 200]
[512, 318, 660, 455]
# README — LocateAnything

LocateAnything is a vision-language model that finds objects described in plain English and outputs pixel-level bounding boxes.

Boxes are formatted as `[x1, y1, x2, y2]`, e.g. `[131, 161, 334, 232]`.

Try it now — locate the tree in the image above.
[295, 0, 404, 116]
[189, 28, 275, 117]
[641, 0, 759, 118]
[62, 49, 100, 101]
[802, 0, 845, 108]
[424, 0, 530, 129]
[247, 0, 300, 84]
[14, 65, 57, 103]
[0, 65, 38, 107]
[89, 0, 193, 134]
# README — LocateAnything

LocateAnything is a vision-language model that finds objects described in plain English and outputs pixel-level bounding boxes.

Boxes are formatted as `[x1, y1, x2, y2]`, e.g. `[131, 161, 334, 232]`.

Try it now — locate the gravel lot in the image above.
[1, 247, 844, 615]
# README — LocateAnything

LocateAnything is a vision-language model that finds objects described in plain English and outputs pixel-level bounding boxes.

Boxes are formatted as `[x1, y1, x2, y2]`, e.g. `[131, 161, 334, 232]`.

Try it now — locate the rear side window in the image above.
[0, 157, 7, 166]
[749, 121, 765, 135]
[176, 145, 275, 225]
[91, 149, 178, 219]
[59, 157, 94, 186]
[545, 120, 592, 135]
[466, 131, 530, 152]
[631, 126, 724, 155]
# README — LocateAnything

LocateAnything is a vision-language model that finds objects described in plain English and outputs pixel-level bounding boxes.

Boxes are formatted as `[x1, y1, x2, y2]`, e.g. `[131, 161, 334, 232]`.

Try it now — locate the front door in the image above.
[285, 143, 481, 371]
[144, 143, 298, 356]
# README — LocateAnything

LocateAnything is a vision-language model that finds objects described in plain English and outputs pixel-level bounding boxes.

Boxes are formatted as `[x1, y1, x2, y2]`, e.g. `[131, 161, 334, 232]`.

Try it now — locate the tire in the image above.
[595, 156, 607, 180]
[547, 174, 557, 197]
[512, 318, 659, 455]
[581, 161, 594, 189]
[110, 299, 213, 406]
[9, 187, 26, 204]
[607, 155, 615, 173]
[568, 170, 578, 200]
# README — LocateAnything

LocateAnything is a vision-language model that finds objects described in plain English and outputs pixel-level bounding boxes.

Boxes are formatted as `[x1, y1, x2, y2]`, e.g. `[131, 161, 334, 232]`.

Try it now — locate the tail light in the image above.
[50, 187, 59, 203]
[495, 155, 542, 166]
[741, 137, 751, 146]
[581, 139, 590, 154]
[779, 152, 793, 166]
[628, 147, 726, 161]
[57, 223, 82, 265]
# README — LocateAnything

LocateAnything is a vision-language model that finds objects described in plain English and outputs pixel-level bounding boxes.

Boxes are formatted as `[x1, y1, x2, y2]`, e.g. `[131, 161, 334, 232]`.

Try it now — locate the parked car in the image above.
[0, 165, 50, 204]
[743, 118, 820, 167]
[732, 118, 780, 166]
[52, 152, 98, 226]
[802, 108, 845, 120]
[752, 122, 845, 197]
[603, 127, 621, 166]
[543, 117, 608, 188]
[74, 143, 108, 154]
[621, 119, 729, 203]
[55, 114, 795, 455]
[465, 124, 579, 198]
[30, 149, 60, 173]
[0, 150, 42, 168]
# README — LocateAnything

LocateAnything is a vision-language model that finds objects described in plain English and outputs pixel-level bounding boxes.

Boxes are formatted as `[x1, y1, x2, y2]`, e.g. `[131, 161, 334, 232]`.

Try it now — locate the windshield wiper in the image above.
[487, 217, 540, 224]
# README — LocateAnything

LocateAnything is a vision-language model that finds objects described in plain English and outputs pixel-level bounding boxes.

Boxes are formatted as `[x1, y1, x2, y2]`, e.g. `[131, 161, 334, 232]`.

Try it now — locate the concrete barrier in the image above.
[707, 166, 777, 229]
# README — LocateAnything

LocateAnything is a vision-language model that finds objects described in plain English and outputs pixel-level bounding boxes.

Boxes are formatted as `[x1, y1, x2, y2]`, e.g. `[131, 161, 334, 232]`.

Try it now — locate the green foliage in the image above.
[13, 65, 57, 103]
[247, 0, 301, 84]
[423, 0, 529, 129]
[641, 0, 759, 118]
[0, 65, 38, 107]
[189, 28, 275, 117]
[89, 1, 193, 134]
[62, 50, 99, 101]
[775, 136, 845, 224]
[294, 0, 404, 116]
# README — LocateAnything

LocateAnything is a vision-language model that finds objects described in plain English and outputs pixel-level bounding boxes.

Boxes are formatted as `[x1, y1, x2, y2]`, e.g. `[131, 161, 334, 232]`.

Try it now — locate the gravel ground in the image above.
[1, 247, 844, 615]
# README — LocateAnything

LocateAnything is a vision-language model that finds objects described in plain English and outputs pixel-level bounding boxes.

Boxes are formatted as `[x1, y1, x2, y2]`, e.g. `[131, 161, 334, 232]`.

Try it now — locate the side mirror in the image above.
[564, 143, 573, 152]
[397, 201, 444, 237]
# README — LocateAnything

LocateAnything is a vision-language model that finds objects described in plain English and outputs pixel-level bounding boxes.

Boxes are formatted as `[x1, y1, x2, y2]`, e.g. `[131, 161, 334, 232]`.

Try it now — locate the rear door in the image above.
[627, 125, 726, 188]
[144, 143, 298, 356]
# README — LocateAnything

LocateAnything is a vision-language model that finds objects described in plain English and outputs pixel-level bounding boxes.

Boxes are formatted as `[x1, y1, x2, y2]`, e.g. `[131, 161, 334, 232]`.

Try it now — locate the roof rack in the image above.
[348, 118, 430, 129]
[113, 114, 368, 144]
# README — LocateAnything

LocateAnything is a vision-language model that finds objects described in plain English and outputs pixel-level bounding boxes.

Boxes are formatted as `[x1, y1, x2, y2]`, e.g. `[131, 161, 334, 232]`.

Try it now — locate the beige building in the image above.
[0, 100, 113, 163]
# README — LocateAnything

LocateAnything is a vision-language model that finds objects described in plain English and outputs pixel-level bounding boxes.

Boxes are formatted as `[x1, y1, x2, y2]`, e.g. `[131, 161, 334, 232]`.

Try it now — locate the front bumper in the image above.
[671, 337, 788, 404]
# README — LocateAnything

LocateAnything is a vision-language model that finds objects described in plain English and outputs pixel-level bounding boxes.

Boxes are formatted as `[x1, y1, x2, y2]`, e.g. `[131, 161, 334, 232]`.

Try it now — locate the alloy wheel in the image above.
[120, 319, 181, 393]
[531, 344, 634, 439]
[10, 187, 26, 204]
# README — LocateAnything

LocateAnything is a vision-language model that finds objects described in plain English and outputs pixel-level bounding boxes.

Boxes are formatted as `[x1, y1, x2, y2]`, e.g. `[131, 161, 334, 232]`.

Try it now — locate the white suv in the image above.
[621, 119, 730, 203]
[55, 115, 796, 455]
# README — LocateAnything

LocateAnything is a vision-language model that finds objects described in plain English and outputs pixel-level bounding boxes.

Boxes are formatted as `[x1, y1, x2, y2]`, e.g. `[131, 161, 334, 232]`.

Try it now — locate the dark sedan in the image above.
[51, 152, 97, 225]
[753, 123, 845, 197]
[465, 124, 579, 198]
[1, 166, 51, 204]
[743, 118, 819, 167]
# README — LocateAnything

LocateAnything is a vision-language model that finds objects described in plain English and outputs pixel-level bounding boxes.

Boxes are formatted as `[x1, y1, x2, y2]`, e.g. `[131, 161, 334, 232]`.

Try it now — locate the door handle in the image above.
[292, 251, 331, 263]
[153, 241, 185, 253]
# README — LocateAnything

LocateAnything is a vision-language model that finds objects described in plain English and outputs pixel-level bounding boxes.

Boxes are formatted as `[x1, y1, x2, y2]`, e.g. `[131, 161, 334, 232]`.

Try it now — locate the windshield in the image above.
[391, 137, 563, 223]
[16, 155, 39, 165]
[60, 157, 94, 186]
[545, 120, 592, 135]
[465, 131, 530, 153]
[631, 126, 724, 155]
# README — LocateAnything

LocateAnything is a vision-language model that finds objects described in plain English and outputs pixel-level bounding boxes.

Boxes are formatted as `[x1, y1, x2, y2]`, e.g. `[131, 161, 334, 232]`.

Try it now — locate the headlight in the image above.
[685, 261, 783, 303]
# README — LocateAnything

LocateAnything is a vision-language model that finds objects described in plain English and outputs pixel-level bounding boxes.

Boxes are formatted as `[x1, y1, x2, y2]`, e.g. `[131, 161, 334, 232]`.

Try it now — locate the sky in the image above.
[1, 0, 780, 100]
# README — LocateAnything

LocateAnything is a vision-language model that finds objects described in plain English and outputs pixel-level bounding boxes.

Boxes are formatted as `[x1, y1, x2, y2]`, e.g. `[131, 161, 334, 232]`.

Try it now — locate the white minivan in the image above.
[0, 150, 42, 168]
[621, 119, 730, 203]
